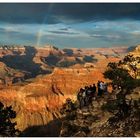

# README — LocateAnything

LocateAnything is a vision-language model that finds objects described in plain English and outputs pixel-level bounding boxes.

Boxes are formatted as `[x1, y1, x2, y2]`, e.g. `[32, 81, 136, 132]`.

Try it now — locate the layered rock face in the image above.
[0, 45, 129, 132]
[0, 62, 25, 86]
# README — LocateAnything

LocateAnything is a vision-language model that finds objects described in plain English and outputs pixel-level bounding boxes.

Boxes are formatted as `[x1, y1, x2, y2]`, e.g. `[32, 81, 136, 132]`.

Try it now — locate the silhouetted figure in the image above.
[103, 82, 108, 94]
[91, 84, 96, 96]
[82, 89, 87, 107]
[77, 87, 88, 108]
[97, 81, 102, 96]
[77, 88, 85, 109]
[85, 86, 91, 106]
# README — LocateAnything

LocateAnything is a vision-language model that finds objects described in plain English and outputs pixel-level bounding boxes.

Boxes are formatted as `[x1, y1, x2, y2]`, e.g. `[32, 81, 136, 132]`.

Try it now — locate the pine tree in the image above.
[0, 102, 20, 137]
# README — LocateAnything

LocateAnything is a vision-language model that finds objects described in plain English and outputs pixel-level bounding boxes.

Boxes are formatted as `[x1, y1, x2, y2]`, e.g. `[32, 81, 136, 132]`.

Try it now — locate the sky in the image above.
[0, 3, 140, 48]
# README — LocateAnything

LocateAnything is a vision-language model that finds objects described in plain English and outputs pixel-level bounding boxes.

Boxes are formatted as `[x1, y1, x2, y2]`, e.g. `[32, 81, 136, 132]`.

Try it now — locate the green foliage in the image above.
[120, 54, 140, 78]
[104, 62, 136, 90]
[0, 102, 20, 137]
[123, 55, 135, 63]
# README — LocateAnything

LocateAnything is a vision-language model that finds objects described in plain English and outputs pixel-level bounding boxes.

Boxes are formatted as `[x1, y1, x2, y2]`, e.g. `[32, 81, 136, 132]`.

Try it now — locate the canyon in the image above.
[0, 44, 132, 132]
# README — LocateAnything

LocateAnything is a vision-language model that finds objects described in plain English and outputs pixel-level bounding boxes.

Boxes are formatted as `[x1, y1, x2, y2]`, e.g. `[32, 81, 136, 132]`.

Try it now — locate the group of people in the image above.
[77, 81, 108, 108]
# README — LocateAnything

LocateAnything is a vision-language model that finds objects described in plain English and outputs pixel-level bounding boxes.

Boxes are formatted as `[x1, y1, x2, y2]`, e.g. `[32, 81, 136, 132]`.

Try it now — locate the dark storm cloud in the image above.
[0, 3, 140, 24]
[90, 34, 120, 40]
[59, 27, 70, 31]
[48, 30, 79, 35]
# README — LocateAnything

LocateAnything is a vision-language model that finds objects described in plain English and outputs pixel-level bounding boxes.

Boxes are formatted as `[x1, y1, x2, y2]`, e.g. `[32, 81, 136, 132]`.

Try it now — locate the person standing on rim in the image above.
[92, 84, 96, 97]
[97, 81, 101, 96]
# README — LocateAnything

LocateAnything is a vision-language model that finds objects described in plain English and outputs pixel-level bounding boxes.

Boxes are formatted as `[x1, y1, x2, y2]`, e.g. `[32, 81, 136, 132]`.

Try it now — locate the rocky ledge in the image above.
[59, 88, 140, 137]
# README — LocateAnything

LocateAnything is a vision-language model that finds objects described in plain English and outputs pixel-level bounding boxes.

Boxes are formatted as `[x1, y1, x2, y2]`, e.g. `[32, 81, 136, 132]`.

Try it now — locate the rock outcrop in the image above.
[60, 87, 140, 137]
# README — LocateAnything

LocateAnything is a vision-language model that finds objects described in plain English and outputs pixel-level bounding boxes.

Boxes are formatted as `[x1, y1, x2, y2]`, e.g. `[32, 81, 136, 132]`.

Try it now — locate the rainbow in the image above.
[36, 4, 54, 47]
